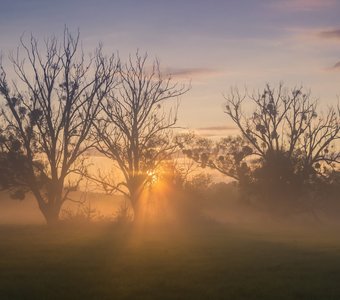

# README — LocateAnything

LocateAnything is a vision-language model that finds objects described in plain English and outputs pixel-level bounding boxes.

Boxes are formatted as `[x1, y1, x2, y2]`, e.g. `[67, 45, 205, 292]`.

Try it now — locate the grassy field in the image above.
[1, 220, 340, 300]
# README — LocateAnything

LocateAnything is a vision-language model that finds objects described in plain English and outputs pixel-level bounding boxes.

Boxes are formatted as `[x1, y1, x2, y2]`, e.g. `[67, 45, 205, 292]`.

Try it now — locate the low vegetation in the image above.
[1, 222, 340, 300]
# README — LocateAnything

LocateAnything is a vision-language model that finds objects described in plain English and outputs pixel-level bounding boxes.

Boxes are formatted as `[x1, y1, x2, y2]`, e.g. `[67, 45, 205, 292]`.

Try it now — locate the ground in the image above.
[1, 220, 340, 300]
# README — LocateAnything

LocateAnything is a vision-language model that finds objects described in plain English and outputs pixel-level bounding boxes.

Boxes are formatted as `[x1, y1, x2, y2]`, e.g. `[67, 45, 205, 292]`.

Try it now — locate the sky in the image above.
[0, 0, 340, 137]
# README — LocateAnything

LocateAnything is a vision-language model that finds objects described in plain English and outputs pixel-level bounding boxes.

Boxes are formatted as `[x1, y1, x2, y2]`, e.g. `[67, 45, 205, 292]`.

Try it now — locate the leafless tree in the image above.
[180, 84, 339, 212]
[178, 133, 252, 182]
[0, 29, 118, 224]
[224, 84, 339, 176]
[94, 53, 188, 217]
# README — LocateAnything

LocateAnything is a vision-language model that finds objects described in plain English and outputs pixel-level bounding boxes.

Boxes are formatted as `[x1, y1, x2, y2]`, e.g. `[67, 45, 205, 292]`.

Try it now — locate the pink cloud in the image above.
[332, 61, 340, 70]
[166, 67, 222, 79]
[194, 125, 238, 137]
[271, 0, 336, 11]
[318, 29, 340, 40]
[197, 125, 236, 131]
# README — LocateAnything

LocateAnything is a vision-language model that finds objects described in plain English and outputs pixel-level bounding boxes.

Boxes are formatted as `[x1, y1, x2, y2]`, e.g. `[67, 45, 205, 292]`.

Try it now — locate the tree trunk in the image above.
[130, 192, 139, 222]
[38, 199, 62, 226]
[44, 209, 60, 226]
[127, 176, 145, 222]
[129, 187, 145, 223]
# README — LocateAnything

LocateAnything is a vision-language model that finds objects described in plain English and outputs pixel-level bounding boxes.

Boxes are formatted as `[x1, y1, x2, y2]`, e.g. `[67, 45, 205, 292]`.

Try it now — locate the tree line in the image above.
[0, 29, 339, 224]
[179, 85, 340, 215]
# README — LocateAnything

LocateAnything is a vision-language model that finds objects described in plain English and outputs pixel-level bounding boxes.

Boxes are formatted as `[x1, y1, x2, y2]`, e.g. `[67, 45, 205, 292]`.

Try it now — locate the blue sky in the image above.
[1, 0, 340, 135]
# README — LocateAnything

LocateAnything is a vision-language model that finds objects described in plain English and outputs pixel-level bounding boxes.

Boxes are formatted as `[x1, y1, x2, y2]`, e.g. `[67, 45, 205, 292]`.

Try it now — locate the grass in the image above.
[1, 220, 340, 299]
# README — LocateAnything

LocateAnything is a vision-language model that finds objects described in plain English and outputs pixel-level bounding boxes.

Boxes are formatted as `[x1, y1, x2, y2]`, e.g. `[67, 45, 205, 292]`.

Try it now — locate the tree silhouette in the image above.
[224, 84, 339, 173]
[226, 84, 339, 210]
[178, 134, 252, 182]
[0, 129, 34, 199]
[0, 29, 118, 224]
[94, 53, 188, 217]
[181, 84, 339, 212]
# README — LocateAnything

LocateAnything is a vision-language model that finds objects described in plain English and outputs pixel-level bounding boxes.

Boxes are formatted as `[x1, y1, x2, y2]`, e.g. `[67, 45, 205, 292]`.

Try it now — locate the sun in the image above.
[146, 169, 159, 186]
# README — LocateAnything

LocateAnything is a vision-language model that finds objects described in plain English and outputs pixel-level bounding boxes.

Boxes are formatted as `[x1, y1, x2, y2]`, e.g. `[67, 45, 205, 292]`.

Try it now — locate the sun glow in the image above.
[134, 166, 177, 225]
[147, 169, 159, 186]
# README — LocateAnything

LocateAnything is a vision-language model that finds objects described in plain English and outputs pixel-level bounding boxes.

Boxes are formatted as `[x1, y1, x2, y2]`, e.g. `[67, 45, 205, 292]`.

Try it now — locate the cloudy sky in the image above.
[1, 0, 339, 136]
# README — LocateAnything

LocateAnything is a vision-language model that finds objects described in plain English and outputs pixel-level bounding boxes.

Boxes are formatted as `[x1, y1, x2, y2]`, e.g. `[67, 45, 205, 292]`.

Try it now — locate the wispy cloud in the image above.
[166, 67, 222, 79]
[193, 125, 238, 137]
[321, 61, 340, 72]
[270, 0, 336, 11]
[331, 61, 340, 70]
[282, 26, 340, 46]
[318, 29, 340, 40]
[197, 125, 236, 131]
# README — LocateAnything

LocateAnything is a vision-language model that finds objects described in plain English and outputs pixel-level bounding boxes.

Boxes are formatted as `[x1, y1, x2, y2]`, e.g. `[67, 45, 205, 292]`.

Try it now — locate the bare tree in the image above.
[222, 84, 339, 212]
[224, 84, 340, 176]
[0, 29, 118, 224]
[178, 133, 252, 182]
[94, 53, 188, 217]
[180, 84, 339, 212]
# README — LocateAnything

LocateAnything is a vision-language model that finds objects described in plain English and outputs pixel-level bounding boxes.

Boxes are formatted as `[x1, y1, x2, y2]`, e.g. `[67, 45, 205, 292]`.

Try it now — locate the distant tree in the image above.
[0, 29, 118, 224]
[224, 84, 339, 175]
[178, 133, 252, 183]
[94, 53, 188, 218]
[181, 84, 339, 212]
[0, 128, 34, 199]
[228, 84, 339, 209]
